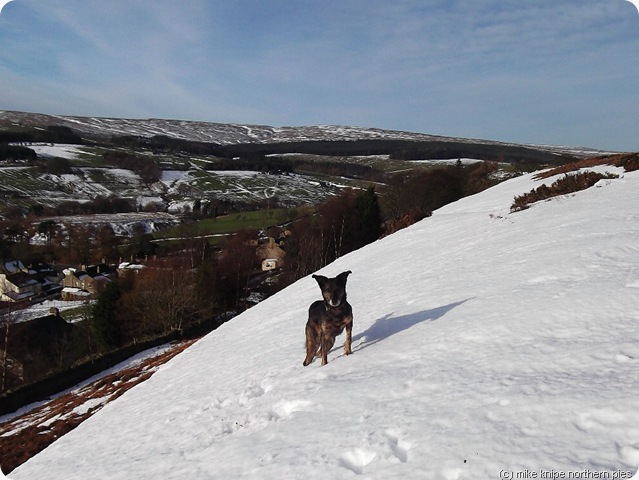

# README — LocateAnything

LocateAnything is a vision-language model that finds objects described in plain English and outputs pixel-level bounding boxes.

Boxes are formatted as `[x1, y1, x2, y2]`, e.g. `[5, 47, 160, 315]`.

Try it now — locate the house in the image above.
[256, 237, 285, 271]
[84, 263, 117, 280]
[60, 287, 93, 301]
[27, 262, 64, 295]
[0, 260, 66, 302]
[261, 258, 281, 271]
[0, 271, 43, 302]
[61, 265, 114, 300]
[117, 261, 145, 274]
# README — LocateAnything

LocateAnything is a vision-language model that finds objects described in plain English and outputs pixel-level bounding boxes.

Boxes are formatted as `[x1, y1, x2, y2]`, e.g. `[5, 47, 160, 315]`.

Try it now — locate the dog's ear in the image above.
[336, 270, 352, 285]
[312, 274, 328, 289]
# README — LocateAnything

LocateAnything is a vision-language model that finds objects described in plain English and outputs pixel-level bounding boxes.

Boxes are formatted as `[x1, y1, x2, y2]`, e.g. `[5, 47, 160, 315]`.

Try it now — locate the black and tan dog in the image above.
[303, 270, 353, 366]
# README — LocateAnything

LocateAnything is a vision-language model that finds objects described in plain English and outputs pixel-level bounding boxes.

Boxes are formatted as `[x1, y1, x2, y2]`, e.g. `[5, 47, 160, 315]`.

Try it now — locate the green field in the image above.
[153, 206, 311, 243]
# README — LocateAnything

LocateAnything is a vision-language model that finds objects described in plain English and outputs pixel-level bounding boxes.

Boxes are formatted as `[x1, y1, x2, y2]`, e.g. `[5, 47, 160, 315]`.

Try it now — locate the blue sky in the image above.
[0, 0, 638, 151]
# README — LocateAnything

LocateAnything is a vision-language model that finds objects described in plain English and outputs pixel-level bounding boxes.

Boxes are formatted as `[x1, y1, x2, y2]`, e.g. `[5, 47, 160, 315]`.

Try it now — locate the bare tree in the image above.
[1, 305, 23, 393]
[1, 307, 9, 393]
[117, 257, 204, 339]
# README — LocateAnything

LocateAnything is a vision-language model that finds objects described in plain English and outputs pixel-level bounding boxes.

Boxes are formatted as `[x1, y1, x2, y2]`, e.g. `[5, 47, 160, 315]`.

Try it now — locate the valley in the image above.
[0, 111, 630, 456]
[0, 109, 618, 232]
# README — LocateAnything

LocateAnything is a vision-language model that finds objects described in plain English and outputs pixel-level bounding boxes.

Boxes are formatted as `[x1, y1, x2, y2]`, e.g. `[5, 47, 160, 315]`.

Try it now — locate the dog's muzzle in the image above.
[328, 299, 342, 308]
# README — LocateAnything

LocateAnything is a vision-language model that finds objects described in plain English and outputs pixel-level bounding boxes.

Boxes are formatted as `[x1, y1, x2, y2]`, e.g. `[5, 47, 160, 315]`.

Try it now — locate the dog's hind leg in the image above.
[344, 321, 352, 356]
[320, 332, 337, 366]
[303, 324, 319, 367]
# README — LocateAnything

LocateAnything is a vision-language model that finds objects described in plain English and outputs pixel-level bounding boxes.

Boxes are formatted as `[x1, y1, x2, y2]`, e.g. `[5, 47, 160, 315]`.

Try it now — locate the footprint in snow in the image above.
[338, 448, 377, 475]
[616, 442, 639, 469]
[384, 429, 411, 463]
[269, 399, 313, 420]
[615, 352, 637, 363]
[238, 383, 266, 406]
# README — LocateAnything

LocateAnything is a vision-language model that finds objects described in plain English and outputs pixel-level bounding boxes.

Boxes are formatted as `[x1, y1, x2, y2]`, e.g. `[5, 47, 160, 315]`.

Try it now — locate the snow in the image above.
[11, 299, 91, 323]
[212, 170, 263, 178]
[167, 200, 195, 214]
[70, 396, 113, 417]
[411, 157, 485, 165]
[99, 168, 142, 184]
[7, 168, 639, 480]
[160, 170, 191, 183]
[21, 143, 87, 160]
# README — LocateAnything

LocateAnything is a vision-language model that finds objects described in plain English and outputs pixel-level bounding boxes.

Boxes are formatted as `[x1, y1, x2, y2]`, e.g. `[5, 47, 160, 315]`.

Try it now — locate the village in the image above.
[0, 231, 289, 398]
[0, 232, 288, 315]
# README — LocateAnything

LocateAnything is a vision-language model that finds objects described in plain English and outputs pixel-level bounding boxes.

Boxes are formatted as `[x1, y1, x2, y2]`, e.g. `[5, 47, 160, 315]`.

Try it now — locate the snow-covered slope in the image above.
[9, 168, 639, 480]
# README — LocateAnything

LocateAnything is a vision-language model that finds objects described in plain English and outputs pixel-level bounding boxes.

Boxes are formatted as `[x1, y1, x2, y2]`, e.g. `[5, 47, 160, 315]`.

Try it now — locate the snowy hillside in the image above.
[0, 110, 615, 158]
[8, 168, 639, 480]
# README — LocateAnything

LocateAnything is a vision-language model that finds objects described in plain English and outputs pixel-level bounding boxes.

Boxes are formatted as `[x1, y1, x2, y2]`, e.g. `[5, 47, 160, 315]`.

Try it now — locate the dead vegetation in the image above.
[511, 152, 639, 212]
[511, 171, 619, 212]
[534, 152, 639, 180]
[0, 339, 197, 475]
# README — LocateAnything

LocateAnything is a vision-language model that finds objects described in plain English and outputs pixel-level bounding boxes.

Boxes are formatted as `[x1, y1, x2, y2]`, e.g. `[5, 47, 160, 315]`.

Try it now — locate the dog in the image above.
[303, 270, 353, 366]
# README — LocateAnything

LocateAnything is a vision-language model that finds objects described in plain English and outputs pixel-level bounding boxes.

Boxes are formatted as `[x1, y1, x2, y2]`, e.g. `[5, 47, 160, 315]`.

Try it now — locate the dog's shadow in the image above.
[351, 299, 471, 353]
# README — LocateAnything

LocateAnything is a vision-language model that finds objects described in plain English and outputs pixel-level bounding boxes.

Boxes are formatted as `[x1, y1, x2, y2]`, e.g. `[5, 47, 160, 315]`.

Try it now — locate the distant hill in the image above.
[0, 109, 624, 223]
[0, 109, 618, 160]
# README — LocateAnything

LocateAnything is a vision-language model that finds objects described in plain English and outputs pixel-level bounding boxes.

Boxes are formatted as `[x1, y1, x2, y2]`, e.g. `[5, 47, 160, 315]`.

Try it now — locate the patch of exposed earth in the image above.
[0, 339, 198, 475]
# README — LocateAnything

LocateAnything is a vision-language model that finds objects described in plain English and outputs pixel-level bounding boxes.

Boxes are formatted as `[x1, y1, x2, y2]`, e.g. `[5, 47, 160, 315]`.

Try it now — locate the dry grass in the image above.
[535, 152, 639, 180]
[511, 152, 639, 212]
[511, 171, 619, 212]
[0, 339, 197, 475]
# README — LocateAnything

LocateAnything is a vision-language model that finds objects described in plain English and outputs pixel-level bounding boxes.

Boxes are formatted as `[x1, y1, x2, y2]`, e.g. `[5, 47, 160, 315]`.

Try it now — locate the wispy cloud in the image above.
[0, 0, 638, 149]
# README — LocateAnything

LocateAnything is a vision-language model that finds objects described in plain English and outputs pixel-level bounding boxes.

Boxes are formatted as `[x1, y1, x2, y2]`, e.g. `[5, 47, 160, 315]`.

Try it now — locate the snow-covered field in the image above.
[7, 167, 639, 479]
[19, 143, 91, 160]
[160, 170, 192, 183]
[411, 157, 484, 165]
[9, 300, 91, 323]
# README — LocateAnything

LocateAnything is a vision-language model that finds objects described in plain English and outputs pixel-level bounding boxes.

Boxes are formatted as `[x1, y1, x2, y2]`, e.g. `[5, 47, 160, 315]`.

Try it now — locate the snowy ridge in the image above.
[0, 110, 616, 158]
[9, 168, 639, 479]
